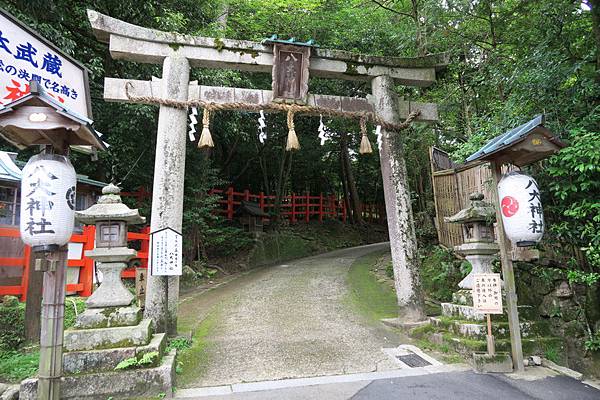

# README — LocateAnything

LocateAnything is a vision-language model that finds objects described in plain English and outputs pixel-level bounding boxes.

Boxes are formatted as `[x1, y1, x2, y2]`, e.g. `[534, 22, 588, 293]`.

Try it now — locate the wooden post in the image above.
[319, 193, 324, 223]
[38, 246, 68, 400]
[140, 226, 150, 269]
[486, 313, 495, 356]
[259, 192, 265, 211]
[227, 187, 234, 220]
[24, 246, 43, 344]
[79, 226, 95, 297]
[490, 161, 524, 371]
[21, 245, 32, 302]
[291, 193, 296, 223]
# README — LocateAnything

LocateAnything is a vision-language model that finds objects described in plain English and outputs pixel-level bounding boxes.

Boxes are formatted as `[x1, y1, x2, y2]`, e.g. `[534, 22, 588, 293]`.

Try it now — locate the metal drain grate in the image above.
[396, 353, 432, 368]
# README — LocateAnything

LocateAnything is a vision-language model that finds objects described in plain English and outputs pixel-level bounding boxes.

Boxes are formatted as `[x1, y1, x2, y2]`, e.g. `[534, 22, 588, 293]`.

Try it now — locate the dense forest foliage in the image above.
[0, 1, 598, 284]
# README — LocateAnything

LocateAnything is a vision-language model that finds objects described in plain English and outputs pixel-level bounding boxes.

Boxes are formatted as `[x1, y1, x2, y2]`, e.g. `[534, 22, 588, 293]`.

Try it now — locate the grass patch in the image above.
[0, 349, 39, 382]
[346, 250, 398, 321]
[175, 311, 217, 387]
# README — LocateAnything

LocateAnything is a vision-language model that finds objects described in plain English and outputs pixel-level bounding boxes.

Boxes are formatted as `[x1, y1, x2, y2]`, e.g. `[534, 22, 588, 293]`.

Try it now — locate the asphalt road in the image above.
[177, 369, 600, 400]
[351, 371, 600, 400]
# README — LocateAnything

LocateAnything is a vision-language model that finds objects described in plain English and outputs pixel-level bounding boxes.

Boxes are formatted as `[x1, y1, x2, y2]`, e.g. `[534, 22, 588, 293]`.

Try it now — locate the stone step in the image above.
[428, 332, 565, 362]
[19, 350, 176, 400]
[63, 333, 166, 374]
[64, 318, 152, 352]
[441, 303, 537, 321]
[430, 317, 552, 340]
[74, 306, 142, 329]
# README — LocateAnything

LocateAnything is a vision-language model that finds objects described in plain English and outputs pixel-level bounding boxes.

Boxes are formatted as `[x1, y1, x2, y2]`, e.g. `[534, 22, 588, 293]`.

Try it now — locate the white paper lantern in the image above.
[497, 172, 544, 247]
[20, 153, 76, 251]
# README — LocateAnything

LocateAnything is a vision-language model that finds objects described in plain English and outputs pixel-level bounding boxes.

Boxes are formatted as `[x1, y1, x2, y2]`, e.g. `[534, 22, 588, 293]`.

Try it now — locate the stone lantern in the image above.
[445, 193, 499, 290]
[75, 183, 145, 308]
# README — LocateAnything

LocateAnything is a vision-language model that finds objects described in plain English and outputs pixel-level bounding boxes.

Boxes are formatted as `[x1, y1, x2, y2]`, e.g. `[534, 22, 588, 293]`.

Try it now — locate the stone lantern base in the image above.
[20, 306, 175, 399]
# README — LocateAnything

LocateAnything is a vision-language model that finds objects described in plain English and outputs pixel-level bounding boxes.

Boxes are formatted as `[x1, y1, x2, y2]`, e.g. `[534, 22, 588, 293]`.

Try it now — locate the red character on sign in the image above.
[501, 196, 519, 217]
[4, 79, 29, 102]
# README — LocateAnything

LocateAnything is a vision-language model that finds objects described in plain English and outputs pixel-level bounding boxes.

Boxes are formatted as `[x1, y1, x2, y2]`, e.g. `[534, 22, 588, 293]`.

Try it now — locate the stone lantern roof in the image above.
[444, 193, 495, 225]
[75, 183, 146, 225]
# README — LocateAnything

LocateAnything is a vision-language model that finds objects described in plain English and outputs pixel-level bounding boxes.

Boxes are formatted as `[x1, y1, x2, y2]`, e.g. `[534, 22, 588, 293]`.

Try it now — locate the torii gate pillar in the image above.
[145, 56, 190, 334]
[372, 75, 426, 323]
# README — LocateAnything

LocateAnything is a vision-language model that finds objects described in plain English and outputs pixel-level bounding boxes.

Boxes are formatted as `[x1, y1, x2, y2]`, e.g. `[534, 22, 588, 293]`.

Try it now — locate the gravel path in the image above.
[181, 242, 403, 388]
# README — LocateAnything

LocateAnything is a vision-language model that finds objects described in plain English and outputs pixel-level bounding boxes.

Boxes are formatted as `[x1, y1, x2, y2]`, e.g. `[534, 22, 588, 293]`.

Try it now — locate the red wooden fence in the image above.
[208, 187, 386, 224]
[122, 187, 385, 224]
[0, 226, 149, 301]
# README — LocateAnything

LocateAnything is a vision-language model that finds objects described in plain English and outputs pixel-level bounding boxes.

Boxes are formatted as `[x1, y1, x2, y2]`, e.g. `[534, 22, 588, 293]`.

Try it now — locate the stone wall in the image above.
[515, 263, 600, 376]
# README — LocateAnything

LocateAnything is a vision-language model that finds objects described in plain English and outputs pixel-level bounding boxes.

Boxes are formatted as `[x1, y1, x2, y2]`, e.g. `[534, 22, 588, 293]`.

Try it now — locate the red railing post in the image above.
[20, 245, 32, 302]
[227, 187, 234, 220]
[291, 193, 296, 223]
[259, 192, 265, 211]
[79, 225, 96, 297]
[140, 225, 150, 269]
[341, 198, 347, 223]
[244, 189, 250, 201]
[305, 191, 310, 223]
[319, 193, 324, 223]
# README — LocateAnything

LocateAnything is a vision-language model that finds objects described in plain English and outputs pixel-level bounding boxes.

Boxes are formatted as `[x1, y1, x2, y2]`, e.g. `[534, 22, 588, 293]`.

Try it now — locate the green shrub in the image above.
[0, 349, 39, 382]
[0, 302, 25, 351]
[64, 297, 86, 330]
[420, 246, 466, 302]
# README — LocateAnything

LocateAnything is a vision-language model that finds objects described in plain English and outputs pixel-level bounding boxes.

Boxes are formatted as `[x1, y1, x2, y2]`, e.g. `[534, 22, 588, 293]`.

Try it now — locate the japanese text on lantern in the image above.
[472, 273, 503, 314]
[525, 179, 543, 235]
[0, 11, 89, 117]
[149, 227, 182, 276]
[23, 164, 58, 237]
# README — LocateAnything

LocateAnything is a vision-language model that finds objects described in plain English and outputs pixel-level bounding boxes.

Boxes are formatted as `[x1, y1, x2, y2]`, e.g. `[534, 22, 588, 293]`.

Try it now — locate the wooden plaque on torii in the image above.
[271, 43, 311, 104]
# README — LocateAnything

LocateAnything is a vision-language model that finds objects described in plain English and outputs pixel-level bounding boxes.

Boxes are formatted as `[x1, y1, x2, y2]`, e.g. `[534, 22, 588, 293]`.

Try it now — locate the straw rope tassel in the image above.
[359, 117, 373, 154]
[198, 107, 215, 148]
[286, 109, 300, 151]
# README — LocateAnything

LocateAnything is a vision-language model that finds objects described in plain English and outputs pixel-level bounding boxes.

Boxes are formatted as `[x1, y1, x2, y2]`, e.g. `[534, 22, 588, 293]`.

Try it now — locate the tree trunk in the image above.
[340, 131, 363, 223]
[590, 0, 600, 81]
[216, 2, 229, 30]
[273, 145, 293, 225]
[339, 150, 354, 224]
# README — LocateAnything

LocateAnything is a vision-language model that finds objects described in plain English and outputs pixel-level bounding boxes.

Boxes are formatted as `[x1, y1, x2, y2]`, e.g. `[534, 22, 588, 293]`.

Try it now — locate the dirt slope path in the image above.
[180, 242, 402, 388]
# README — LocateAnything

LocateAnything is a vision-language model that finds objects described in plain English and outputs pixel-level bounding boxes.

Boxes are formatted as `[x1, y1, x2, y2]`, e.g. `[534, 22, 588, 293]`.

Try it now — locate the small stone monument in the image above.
[19, 184, 175, 400]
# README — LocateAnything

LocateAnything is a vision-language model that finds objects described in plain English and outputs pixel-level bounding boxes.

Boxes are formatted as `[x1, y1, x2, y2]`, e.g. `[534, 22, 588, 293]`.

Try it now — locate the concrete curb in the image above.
[175, 364, 471, 398]
[541, 358, 583, 381]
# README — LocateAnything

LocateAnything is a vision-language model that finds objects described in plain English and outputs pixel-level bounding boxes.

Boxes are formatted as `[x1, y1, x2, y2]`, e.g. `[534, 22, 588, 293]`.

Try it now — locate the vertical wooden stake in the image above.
[490, 161, 524, 371]
[38, 246, 68, 400]
[486, 313, 495, 356]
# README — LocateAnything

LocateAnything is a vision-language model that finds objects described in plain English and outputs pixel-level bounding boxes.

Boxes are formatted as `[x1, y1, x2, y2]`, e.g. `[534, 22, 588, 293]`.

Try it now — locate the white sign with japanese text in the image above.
[472, 273, 503, 314]
[0, 10, 89, 117]
[149, 227, 182, 276]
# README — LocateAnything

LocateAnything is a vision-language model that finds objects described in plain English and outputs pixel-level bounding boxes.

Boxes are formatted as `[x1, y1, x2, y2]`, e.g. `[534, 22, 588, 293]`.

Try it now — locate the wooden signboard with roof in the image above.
[466, 114, 566, 372]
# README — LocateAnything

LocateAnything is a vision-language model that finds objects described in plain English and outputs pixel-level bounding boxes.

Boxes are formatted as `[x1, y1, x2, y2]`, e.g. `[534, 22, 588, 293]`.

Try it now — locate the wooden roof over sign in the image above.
[466, 114, 566, 167]
[0, 82, 107, 151]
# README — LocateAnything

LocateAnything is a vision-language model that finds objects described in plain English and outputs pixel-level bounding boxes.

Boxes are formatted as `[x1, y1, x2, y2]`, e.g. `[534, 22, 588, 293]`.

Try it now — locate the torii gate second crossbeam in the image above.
[87, 9, 448, 334]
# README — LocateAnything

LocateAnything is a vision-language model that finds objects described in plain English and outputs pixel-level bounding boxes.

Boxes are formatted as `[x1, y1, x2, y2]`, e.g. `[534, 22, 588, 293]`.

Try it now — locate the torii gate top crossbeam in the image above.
[87, 10, 448, 87]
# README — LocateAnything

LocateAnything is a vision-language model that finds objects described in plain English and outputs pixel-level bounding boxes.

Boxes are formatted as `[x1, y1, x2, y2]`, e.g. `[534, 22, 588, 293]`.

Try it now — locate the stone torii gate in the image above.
[87, 10, 447, 334]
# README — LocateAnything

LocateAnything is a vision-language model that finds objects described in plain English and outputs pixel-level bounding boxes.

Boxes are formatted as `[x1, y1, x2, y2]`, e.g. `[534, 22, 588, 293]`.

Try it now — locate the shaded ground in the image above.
[177, 242, 405, 388]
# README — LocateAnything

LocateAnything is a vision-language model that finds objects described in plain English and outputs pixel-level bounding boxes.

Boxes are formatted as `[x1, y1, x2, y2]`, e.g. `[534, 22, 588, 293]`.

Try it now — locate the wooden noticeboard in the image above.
[472, 273, 503, 314]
